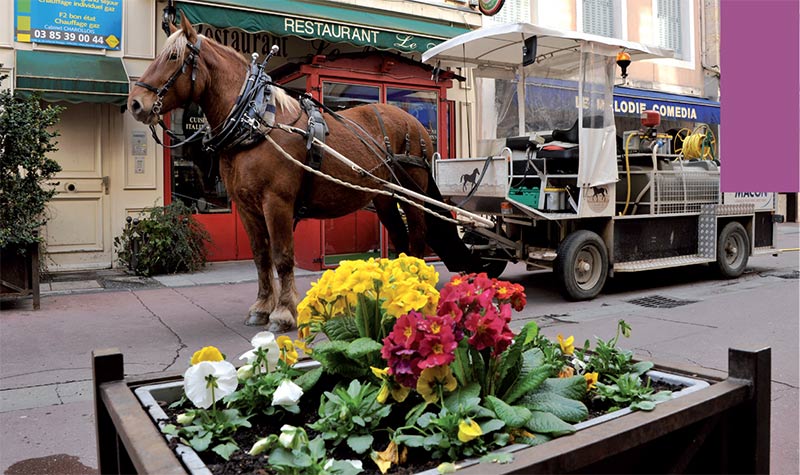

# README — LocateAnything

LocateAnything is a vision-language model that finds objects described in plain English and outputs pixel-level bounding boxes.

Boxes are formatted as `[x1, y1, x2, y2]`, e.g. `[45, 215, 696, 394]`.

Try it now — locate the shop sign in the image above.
[282, 17, 440, 53]
[14, 0, 122, 50]
[195, 25, 289, 58]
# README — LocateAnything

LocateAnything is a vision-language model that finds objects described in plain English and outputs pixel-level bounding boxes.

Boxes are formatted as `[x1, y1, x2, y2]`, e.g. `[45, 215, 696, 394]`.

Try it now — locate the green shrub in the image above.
[0, 74, 63, 249]
[114, 201, 210, 276]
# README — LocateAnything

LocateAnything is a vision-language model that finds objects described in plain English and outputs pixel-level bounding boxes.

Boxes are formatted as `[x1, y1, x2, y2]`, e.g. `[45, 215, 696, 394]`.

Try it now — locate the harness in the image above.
[135, 37, 206, 149]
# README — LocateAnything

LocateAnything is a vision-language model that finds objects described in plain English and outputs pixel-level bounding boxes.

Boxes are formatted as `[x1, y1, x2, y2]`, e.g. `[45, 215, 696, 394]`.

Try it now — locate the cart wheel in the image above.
[555, 230, 608, 301]
[462, 231, 508, 278]
[713, 222, 749, 278]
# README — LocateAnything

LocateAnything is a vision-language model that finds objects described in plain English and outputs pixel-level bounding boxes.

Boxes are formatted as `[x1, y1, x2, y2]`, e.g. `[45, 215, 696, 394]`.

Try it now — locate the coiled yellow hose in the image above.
[680, 125, 717, 160]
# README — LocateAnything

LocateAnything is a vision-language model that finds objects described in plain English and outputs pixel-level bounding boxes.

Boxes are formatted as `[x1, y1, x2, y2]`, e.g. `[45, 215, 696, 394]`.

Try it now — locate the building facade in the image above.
[1, 0, 481, 271]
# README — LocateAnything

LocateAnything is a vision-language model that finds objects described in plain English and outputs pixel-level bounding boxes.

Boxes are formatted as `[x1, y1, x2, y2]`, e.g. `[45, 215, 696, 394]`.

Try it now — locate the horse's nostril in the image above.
[131, 99, 142, 113]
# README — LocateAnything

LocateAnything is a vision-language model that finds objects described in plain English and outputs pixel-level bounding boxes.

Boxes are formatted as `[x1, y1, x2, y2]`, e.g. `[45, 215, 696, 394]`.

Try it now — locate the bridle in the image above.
[135, 37, 207, 148]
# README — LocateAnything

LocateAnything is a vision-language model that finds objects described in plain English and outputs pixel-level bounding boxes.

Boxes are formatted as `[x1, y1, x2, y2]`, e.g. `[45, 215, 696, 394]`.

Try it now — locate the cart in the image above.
[422, 23, 779, 300]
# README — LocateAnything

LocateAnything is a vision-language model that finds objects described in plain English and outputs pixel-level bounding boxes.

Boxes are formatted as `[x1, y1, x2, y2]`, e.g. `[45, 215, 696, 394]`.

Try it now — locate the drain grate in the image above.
[775, 270, 799, 280]
[627, 295, 699, 309]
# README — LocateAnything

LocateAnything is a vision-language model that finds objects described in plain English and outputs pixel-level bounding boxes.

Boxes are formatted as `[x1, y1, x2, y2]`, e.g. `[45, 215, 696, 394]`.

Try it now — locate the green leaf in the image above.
[522, 321, 540, 346]
[189, 432, 212, 452]
[630, 400, 656, 411]
[479, 453, 514, 464]
[537, 376, 587, 400]
[347, 434, 374, 454]
[211, 442, 238, 461]
[524, 411, 575, 435]
[322, 316, 360, 342]
[346, 337, 383, 360]
[502, 364, 552, 404]
[521, 392, 588, 423]
[631, 361, 654, 376]
[496, 324, 527, 389]
[478, 418, 506, 434]
[354, 293, 379, 338]
[443, 382, 481, 412]
[521, 348, 545, 373]
[294, 366, 323, 392]
[327, 460, 363, 475]
[311, 341, 366, 377]
[161, 424, 178, 435]
[395, 434, 425, 447]
[485, 396, 532, 429]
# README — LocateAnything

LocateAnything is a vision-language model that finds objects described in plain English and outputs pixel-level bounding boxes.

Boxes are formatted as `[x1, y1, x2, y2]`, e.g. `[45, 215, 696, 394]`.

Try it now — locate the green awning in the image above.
[176, 0, 472, 54]
[15, 50, 129, 106]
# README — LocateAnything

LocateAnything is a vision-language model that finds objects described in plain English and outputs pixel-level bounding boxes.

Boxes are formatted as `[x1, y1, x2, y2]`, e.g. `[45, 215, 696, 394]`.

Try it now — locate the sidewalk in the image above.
[2, 225, 798, 474]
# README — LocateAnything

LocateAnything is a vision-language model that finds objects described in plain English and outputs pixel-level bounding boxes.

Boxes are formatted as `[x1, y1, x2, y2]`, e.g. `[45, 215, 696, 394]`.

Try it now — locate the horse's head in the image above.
[128, 14, 206, 125]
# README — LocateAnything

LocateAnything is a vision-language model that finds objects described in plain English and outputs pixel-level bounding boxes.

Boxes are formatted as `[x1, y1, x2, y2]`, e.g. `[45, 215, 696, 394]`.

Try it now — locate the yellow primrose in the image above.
[416, 366, 457, 404]
[190, 346, 224, 365]
[276, 336, 299, 365]
[585, 372, 599, 390]
[457, 418, 483, 442]
[557, 334, 575, 355]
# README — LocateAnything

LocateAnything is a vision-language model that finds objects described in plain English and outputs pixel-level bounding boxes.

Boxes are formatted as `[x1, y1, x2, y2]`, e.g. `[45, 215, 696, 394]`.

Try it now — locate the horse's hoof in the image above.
[267, 308, 296, 333]
[245, 312, 269, 326]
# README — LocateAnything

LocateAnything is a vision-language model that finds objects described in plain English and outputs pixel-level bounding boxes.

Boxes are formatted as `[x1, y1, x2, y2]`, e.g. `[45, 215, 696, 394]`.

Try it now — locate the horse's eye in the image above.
[169, 52, 179, 61]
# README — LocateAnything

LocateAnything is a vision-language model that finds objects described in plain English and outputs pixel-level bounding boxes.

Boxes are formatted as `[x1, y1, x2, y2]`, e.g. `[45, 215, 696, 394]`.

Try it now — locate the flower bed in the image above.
[131, 255, 717, 475]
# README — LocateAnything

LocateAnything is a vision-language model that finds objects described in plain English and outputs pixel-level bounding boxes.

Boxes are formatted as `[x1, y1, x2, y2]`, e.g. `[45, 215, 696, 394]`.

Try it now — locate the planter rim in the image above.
[134, 367, 709, 475]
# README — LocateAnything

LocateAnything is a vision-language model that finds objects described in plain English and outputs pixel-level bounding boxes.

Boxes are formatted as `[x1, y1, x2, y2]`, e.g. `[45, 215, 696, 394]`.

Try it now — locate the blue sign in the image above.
[524, 78, 720, 124]
[15, 0, 122, 50]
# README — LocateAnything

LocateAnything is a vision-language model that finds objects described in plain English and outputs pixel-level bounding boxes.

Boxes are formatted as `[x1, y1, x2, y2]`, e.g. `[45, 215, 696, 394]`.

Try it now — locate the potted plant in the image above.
[132, 255, 712, 474]
[0, 72, 63, 309]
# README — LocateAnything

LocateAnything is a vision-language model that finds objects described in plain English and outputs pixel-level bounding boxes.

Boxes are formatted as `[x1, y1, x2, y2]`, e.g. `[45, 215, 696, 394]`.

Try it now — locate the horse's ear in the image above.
[179, 11, 197, 43]
[169, 19, 178, 34]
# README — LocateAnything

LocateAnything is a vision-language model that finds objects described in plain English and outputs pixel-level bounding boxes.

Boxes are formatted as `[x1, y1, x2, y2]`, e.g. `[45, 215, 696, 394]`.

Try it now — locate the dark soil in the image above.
[159, 377, 686, 474]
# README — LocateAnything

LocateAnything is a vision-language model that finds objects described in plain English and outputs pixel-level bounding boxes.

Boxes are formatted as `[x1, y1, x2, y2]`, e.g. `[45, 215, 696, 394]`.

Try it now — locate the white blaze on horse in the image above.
[127, 15, 480, 332]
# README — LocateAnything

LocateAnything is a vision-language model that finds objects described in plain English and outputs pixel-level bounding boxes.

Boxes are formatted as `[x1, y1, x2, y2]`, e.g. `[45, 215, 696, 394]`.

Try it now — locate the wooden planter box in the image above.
[0, 240, 40, 309]
[92, 348, 771, 475]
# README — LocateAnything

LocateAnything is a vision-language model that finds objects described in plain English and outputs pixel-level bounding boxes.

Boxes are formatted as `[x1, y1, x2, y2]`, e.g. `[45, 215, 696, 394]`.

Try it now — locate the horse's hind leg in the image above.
[239, 209, 276, 326]
[263, 197, 298, 333]
[373, 196, 409, 254]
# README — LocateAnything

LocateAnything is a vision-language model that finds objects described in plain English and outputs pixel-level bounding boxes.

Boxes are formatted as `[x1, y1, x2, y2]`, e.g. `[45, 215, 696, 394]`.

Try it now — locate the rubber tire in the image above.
[555, 230, 609, 301]
[713, 221, 749, 278]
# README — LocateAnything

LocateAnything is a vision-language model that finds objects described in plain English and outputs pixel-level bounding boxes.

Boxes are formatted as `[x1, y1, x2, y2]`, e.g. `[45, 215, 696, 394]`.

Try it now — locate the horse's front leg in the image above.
[239, 208, 277, 326]
[263, 197, 298, 333]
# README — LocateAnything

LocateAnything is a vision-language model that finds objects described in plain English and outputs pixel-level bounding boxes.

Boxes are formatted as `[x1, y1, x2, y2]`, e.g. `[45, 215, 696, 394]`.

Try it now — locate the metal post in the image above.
[727, 347, 771, 474]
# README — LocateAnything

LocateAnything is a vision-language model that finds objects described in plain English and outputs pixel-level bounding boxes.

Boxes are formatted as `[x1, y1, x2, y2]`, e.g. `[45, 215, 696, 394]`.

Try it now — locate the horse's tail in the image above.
[423, 175, 480, 273]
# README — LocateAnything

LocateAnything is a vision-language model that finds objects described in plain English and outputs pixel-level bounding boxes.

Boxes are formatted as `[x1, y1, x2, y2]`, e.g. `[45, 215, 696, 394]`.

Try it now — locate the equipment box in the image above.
[509, 187, 540, 208]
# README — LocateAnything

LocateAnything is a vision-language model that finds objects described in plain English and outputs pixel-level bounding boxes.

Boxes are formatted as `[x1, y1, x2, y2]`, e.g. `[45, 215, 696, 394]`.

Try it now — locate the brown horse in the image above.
[128, 15, 476, 332]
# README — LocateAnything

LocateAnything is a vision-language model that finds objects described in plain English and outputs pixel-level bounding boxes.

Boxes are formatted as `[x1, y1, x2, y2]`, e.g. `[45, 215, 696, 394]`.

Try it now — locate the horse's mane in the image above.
[165, 30, 300, 117]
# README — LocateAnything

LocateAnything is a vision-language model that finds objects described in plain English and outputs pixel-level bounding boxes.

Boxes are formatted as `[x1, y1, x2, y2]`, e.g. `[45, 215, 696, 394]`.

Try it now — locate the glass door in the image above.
[320, 81, 383, 265]
[166, 104, 251, 261]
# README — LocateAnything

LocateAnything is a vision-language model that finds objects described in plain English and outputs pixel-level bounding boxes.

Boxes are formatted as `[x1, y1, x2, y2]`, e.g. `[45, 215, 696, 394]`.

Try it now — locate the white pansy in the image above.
[248, 437, 271, 456]
[238, 331, 280, 372]
[271, 379, 303, 407]
[278, 424, 308, 450]
[176, 412, 195, 425]
[183, 360, 238, 409]
[237, 364, 254, 380]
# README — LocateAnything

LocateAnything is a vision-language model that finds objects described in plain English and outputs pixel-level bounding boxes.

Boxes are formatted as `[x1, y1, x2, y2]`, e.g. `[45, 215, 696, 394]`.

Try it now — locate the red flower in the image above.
[464, 306, 514, 354]
[387, 312, 421, 348]
[417, 319, 457, 369]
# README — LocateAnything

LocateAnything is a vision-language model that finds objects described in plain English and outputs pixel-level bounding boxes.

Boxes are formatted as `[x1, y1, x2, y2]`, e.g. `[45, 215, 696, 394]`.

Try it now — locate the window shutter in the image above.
[583, 0, 616, 38]
[658, 0, 683, 56]
[491, 0, 531, 24]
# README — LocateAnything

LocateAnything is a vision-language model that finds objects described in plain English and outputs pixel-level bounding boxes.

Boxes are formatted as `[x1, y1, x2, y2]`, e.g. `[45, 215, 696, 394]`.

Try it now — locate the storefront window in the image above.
[169, 104, 231, 214]
[387, 88, 438, 147]
[322, 82, 379, 110]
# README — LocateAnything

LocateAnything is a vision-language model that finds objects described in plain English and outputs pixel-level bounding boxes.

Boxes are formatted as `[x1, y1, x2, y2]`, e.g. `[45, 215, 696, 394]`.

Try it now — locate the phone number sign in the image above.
[15, 0, 122, 50]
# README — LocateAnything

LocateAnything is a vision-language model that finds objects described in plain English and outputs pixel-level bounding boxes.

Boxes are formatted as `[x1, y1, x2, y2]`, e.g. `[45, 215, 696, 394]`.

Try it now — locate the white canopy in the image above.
[422, 22, 673, 67]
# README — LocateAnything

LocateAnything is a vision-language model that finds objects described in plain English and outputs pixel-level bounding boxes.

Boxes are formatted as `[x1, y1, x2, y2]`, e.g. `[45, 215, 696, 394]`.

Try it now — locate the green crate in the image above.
[508, 187, 540, 207]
